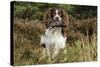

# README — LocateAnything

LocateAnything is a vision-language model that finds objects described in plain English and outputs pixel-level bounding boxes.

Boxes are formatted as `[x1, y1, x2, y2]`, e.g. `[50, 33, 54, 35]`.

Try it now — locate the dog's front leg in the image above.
[46, 47, 51, 61]
[52, 45, 58, 59]
[45, 44, 52, 62]
[42, 48, 46, 58]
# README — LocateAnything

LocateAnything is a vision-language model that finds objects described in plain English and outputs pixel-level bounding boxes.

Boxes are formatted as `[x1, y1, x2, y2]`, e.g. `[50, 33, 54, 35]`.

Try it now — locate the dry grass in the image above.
[13, 18, 97, 66]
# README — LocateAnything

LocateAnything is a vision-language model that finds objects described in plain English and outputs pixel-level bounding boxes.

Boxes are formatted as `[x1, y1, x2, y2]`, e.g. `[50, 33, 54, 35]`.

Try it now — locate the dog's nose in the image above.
[55, 17, 59, 21]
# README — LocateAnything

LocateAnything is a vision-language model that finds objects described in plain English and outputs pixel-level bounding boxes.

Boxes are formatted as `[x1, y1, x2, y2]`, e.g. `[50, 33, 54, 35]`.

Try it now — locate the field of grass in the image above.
[13, 17, 97, 66]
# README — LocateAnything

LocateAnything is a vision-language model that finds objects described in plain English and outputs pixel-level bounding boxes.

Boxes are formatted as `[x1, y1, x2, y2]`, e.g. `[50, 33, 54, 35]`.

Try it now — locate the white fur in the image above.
[40, 27, 66, 59]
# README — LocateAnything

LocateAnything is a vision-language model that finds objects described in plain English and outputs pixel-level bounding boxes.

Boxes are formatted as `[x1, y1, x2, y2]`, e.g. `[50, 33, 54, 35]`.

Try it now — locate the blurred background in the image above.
[12, 1, 97, 65]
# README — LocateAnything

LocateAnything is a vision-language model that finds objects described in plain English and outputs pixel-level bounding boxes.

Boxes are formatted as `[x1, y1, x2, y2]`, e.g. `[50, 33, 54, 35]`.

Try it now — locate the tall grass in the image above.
[13, 18, 97, 66]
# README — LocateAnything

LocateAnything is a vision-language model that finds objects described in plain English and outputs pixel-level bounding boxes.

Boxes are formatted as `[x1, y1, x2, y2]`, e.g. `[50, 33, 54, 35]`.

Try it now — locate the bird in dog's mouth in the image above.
[47, 19, 67, 29]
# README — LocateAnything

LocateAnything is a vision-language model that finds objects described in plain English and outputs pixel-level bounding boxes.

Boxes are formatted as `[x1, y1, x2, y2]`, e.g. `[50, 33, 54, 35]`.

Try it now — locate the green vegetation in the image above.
[13, 1, 97, 20]
[12, 1, 97, 66]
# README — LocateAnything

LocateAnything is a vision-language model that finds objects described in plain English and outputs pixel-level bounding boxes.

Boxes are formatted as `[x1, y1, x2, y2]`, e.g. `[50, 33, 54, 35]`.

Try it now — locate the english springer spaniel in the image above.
[40, 8, 69, 60]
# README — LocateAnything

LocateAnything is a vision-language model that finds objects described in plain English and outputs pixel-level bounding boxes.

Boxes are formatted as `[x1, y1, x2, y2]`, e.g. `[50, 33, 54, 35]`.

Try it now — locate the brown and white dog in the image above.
[40, 8, 69, 60]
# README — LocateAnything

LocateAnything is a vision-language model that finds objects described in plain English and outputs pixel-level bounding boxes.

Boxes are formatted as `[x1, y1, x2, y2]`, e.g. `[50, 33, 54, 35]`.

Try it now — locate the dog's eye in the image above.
[52, 12, 56, 16]
[58, 12, 61, 14]
[58, 12, 61, 16]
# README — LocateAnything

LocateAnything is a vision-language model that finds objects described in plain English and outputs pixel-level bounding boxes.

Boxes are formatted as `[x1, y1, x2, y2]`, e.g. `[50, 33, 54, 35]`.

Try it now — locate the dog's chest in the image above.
[44, 28, 66, 48]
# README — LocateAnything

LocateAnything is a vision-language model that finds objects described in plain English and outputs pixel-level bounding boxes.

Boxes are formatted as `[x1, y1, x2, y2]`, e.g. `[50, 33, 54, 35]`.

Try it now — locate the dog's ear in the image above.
[61, 9, 69, 37]
[43, 8, 52, 28]
[61, 9, 69, 30]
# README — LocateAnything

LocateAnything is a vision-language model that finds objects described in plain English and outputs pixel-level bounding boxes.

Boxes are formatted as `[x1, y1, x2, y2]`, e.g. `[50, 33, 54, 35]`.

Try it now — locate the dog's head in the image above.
[43, 8, 69, 29]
